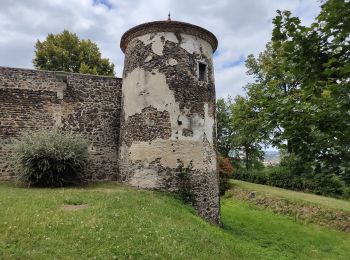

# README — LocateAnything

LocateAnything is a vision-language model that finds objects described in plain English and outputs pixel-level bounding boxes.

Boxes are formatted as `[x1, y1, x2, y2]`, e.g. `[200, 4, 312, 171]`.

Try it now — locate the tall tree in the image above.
[231, 96, 265, 169]
[216, 97, 264, 169]
[217, 97, 235, 157]
[244, 0, 350, 185]
[33, 30, 115, 76]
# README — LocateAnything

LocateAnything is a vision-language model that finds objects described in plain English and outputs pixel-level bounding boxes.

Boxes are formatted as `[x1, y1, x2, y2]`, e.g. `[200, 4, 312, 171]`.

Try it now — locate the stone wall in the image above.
[0, 67, 122, 180]
[119, 30, 220, 224]
[0, 20, 221, 225]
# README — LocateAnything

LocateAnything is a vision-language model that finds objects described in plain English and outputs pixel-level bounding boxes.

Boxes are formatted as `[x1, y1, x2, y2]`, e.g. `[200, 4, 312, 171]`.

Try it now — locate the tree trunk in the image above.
[287, 139, 293, 153]
[244, 144, 250, 170]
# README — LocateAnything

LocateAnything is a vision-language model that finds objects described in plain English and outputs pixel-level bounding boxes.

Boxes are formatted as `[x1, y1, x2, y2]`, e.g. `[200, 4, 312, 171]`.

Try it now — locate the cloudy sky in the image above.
[0, 0, 320, 98]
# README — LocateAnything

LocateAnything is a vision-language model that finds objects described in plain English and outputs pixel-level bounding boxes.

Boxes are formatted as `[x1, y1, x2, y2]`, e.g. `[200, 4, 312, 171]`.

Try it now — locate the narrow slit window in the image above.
[198, 62, 207, 81]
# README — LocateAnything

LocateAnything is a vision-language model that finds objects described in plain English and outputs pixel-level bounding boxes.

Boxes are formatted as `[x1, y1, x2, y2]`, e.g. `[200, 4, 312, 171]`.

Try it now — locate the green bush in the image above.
[233, 164, 350, 199]
[265, 166, 305, 190]
[233, 168, 268, 184]
[306, 174, 347, 198]
[12, 129, 89, 187]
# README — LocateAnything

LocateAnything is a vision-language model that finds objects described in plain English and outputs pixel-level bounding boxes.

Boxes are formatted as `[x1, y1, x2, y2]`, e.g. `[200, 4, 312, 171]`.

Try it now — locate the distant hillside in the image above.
[263, 150, 280, 165]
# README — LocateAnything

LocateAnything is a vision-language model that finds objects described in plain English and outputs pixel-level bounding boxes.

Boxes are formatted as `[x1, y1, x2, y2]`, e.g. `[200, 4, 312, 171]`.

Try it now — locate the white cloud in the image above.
[0, 0, 320, 97]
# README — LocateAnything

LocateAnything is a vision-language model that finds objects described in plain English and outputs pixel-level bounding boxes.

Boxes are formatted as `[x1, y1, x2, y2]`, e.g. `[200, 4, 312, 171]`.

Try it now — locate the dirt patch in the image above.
[226, 186, 350, 232]
[61, 204, 88, 211]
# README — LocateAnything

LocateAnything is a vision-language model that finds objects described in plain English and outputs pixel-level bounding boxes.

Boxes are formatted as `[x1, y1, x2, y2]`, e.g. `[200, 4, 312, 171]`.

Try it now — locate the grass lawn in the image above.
[231, 179, 350, 212]
[0, 181, 349, 259]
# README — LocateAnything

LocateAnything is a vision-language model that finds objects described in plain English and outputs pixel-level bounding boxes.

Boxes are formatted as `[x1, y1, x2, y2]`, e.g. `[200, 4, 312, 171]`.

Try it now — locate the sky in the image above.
[0, 0, 320, 98]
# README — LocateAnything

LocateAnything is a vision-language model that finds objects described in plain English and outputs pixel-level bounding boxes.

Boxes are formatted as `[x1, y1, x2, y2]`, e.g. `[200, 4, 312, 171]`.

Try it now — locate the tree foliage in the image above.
[33, 30, 115, 76]
[217, 97, 264, 170]
[230, 96, 265, 169]
[217, 97, 235, 158]
[243, 0, 350, 189]
[217, 0, 349, 197]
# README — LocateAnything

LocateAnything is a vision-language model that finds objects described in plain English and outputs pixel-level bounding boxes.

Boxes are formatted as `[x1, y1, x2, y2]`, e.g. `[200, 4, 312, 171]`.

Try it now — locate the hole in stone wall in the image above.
[198, 62, 207, 82]
[177, 120, 182, 125]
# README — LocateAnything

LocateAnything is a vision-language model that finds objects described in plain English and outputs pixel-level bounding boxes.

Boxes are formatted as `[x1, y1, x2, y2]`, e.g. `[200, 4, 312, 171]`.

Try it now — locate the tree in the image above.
[33, 30, 115, 76]
[217, 97, 235, 157]
[230, 96, 265, 169]
[313, 0, 350, 184]
[216, 97, 264, 169]
[244, 0, 350, 189]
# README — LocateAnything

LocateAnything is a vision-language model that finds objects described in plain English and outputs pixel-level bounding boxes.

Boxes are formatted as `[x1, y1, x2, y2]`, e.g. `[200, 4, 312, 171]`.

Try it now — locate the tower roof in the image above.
[120, 20, 218, 53]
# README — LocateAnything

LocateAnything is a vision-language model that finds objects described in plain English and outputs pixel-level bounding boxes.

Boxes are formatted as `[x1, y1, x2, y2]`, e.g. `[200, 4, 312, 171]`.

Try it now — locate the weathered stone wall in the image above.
[119, 31, 220, 224]
[0, 67, 122, 180]
[0, 20, 220, 225]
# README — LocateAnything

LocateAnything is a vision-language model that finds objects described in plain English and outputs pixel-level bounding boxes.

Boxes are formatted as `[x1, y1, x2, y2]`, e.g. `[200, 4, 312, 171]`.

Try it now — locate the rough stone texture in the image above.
[119, 26, 220, 224]
[0, 67, 122, 180]
[120, 20, 218, 53]
[124, 106, 171, 146]
[0, 20, 221, 225]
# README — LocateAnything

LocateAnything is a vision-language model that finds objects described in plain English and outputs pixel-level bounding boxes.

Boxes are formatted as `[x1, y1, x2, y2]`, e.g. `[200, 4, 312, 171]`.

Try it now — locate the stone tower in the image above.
[119, 20, 220, 224]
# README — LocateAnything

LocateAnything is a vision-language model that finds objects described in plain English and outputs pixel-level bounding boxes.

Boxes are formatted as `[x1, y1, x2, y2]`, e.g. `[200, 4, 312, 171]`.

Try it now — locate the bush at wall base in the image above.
[218, 156, 234, 195]
[11, 129, 89, 187]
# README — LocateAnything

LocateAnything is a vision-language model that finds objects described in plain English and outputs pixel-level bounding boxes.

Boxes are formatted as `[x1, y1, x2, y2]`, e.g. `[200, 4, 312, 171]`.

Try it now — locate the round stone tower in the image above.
[119, 19, 220, 224]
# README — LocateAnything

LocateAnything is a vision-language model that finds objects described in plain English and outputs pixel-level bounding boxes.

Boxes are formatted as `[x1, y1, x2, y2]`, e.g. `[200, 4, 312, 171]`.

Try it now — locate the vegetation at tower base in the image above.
[33, 30, 115, 76]
[217, 0, 350, 199]
[218, 156, 233, 195]
[176, 161, 194, 204]
[11, 129, 89, 187]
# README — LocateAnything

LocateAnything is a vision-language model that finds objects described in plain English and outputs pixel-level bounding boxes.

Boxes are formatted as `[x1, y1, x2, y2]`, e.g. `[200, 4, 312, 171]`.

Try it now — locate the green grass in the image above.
[231, 179, 350, 212]
[0, 181, 349, 259]
[222, 200, 350, 259]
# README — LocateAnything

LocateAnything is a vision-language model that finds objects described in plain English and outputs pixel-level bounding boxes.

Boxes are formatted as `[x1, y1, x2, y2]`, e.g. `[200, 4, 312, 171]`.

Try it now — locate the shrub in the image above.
[233, 168, 268, 184]
[232, 163, 350, 199]
[11, 129, 89, 187]
[218, 156, 234, 195]
[265, 166, 305, 190]
[306, 173, 347, 198]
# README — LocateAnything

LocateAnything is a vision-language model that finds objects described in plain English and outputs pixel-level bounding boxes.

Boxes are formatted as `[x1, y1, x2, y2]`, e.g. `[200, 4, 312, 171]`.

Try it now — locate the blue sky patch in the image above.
[93, 0, 113, 10]
[213, 50, 221, 58]
[222, 55, 245, 68]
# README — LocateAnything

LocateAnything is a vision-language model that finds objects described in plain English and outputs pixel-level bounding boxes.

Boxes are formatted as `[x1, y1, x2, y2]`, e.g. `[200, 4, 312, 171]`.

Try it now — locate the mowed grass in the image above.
[231, 179, 350, 212]
[0, 182, 349, 259]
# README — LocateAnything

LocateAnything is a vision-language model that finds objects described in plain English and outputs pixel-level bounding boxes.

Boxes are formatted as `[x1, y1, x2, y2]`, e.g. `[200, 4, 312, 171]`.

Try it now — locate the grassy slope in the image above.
[0, 182, 349, 259]
[231, 179, 350, 212]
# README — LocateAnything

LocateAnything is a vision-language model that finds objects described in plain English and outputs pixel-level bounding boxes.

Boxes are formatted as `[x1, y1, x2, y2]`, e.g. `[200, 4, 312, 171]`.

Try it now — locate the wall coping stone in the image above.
[0, 66, 122, 80]
[120, 20, 218, 53]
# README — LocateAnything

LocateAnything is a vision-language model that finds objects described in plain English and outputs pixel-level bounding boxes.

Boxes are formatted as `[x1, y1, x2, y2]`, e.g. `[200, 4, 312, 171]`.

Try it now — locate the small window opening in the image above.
[198, 62, 207, 81]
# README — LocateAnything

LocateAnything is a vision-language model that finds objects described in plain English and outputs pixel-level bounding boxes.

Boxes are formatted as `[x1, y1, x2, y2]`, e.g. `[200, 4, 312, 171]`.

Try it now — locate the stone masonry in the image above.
[119, 21, 220, 224]
[0, 67, 122, 180]
[0, 20, 221, 224]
